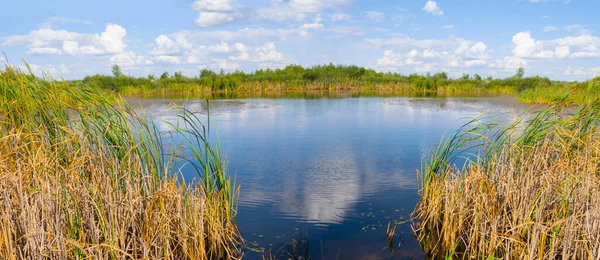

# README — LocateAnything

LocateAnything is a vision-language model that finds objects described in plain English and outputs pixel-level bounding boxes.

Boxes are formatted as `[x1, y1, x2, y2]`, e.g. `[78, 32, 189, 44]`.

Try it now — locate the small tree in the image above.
[112, 64, 123, 77]
[515, 67, 525, 79]
[160, 71, 169, 80]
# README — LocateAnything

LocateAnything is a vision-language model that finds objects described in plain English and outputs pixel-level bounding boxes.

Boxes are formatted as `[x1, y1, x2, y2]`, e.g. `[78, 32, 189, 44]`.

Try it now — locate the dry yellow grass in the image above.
[0, 66, 241, 259]
[413, 101, 600, 259]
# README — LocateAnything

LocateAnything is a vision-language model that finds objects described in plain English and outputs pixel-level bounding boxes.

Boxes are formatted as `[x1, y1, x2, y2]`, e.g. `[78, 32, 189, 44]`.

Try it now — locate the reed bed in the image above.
[0, 66, 241, 259]
[413, 97, 600, 259]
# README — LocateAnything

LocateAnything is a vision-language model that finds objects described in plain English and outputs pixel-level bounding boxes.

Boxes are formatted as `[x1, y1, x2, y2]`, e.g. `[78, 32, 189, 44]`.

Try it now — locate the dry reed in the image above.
[0, 65, 241, 259]
[413, 98, 600, 259]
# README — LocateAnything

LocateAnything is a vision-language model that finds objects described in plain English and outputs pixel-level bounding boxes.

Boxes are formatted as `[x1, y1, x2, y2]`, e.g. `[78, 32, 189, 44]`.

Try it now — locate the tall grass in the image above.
[413, 97, 600, 258]
[0, 66, 241, 259]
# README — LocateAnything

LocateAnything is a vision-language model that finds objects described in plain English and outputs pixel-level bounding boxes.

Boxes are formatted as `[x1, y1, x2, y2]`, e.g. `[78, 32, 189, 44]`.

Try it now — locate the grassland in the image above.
[413, 97, 600, 258]
[0, 66, 241, 259]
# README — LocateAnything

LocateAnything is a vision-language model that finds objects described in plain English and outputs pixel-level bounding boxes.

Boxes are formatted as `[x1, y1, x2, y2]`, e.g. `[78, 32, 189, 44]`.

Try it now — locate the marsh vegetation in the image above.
[414, 98, 600, 258]
[2, 61, 600, 259]
[0, 66, 241, 259]
[80, 64, 599, 104]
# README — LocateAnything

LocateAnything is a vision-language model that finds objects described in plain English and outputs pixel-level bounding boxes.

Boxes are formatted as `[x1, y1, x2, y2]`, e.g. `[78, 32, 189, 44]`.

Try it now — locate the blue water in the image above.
[130, 94, 532, 259]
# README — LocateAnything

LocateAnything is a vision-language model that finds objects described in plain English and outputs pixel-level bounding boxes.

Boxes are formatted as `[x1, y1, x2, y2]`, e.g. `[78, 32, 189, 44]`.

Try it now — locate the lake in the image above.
[128, 93, 535, 259]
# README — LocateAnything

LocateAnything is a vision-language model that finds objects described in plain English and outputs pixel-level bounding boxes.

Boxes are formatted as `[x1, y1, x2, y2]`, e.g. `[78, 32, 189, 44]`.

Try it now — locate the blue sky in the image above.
[1, 0, 599, 80]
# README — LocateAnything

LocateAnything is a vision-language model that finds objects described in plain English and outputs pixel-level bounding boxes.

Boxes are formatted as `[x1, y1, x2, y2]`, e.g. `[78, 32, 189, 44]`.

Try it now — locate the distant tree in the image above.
[160, 71, 169, 80]
[435, 72, 448, 80]
[474, 74, 482, 81]
[461, 73, 470, 80]
[174, 71, 183, 79]
[515, 67, 525, 79]
[147, 74, 155, 80]
[200, 69, 216, 78]
[111, 64, 123, 77]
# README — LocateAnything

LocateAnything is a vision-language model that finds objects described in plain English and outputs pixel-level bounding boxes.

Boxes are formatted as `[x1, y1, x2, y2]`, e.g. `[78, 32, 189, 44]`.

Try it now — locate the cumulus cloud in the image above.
[215, 59, 240, 70]
[192, 0, 243, 27]
[109, 52, 153, 67]
[422, 1, 444, 16]
[3, 24, 127, 56]
[256, 42, 284, 62]
[488, 56, 527, 70]
[374, 40, 493, 71]
[512, 31, 600, 59]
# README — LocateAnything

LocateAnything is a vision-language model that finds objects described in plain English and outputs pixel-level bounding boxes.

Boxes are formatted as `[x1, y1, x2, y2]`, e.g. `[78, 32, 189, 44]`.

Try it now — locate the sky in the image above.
[1, 0, 599, 80]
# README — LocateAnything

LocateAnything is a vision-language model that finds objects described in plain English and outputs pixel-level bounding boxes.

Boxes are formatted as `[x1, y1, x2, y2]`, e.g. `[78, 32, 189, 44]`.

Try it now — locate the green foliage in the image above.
[71, 64, 596, 103]
[515, 67, 525, 79]
[111, 64, 123, 78]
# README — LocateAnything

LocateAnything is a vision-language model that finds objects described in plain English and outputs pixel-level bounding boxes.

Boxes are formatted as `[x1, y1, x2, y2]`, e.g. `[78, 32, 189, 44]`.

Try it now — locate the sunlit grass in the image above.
[0, 65, 241, 259]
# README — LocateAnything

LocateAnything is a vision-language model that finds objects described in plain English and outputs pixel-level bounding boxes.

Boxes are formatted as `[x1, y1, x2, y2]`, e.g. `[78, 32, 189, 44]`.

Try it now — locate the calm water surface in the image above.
[128, 93, 534, 259]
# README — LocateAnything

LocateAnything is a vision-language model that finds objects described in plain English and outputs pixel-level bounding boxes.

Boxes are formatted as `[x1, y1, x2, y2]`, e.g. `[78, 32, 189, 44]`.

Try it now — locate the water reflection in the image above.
[127, 94, 535, 259]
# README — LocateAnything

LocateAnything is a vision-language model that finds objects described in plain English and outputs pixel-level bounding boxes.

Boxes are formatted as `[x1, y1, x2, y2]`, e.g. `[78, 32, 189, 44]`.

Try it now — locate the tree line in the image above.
[77, 63, 584, 95]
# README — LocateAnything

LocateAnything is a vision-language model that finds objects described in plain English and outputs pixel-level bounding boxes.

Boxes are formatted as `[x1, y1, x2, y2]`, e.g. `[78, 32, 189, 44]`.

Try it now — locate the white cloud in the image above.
[257, 0, 355, 22]
[191, 0, 237, 12]
[455, 42, 492, 60]
[512, 31, 600, 59]
[150, 35, 181, 55]
[216, 59, 240, 70]
[196, 12, 237, 27]
[229, 52, 250, 61]
[99, 24, 127, 53]
[564, 66, 600, 77]
[28, 47, 64, 55]
[40, 16, 92, 29]
[110, 52, 153, 67]
[13, 63, 69, 76]
[414, 63, 433, 73]
[366, 11, 385, 22]
[488, 56, 527, 70]
[377, 50, 401, 66]
[155, 55, 183, 64]
[441, 24, 454, 29]
[564, 24, 592, 36]
[192, 0, 242, 27]
[256, 42, 284, 62]
[422, 1, 444, 16]
[3, 24, 127, 56]
[374, 40, 493, 71]
[329, 13, 350, 21]
[543, 26, 557, 32]
[208, 42, 230, 52]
